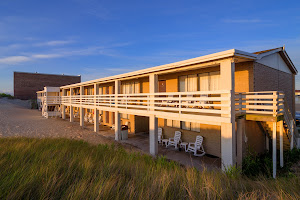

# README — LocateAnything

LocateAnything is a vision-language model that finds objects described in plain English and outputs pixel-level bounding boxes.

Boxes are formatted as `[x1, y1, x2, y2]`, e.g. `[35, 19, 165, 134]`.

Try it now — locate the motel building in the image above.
[37, 47, 299, 178]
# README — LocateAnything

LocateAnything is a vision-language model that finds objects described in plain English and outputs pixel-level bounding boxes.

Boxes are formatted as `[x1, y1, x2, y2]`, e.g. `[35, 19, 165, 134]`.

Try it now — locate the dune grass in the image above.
[0, 138, 299, 199]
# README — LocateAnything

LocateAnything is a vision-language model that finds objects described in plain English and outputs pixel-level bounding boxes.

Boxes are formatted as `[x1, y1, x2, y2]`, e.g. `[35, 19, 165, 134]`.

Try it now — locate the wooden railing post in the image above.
[290, 120, 294, 150]
[115, 81, 120, 109]
[179, 94, 182, 115]
[239, 93, 242, 114]
[273, 91, 277, 117]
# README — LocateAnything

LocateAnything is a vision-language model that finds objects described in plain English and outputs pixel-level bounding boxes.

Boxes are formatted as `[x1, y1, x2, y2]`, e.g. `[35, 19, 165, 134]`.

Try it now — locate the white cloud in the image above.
[0, 56, 31, 64]
[34, 40, 74, 46]
[0, 42, 130, 66]
[31, 54, 63, 59]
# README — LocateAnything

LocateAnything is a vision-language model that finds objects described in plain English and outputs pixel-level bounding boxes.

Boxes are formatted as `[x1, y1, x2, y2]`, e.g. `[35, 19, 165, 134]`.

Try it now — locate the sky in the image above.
[0, 0, 300, 94]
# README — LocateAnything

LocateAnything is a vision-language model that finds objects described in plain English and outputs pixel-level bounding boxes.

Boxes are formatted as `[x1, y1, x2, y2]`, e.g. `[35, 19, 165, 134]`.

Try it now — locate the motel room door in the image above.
[159, 80, 166, 92]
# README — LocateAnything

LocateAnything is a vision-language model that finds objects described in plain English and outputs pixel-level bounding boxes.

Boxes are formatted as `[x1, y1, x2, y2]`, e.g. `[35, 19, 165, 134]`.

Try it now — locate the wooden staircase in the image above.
[256, 99, 298, 151]
[257, 121, 290, 150]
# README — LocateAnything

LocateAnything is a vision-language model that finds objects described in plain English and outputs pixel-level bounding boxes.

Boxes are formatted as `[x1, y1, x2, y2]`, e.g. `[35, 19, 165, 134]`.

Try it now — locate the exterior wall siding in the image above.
[253, 62, 295, 115]
[235, 62, 254, 92]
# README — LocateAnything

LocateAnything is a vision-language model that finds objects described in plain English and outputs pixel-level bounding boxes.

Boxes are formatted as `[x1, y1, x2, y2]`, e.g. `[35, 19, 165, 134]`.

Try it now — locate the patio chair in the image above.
[99, 114, 102, 125]
[167, 131, 181, 149]
[73, 110, 79, 118]
[84, 113, 89, 122]
[198, 94, 208, 109]
[166, 95, 177, 107]
[186, 135, 205, 156]
[158, 128, 163, 143]
[88, 113, 93, 123]
[184, 94, 195, 108]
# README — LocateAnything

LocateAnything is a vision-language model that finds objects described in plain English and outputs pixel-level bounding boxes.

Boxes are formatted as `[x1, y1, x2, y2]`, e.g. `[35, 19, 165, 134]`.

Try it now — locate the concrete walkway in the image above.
[0, 98, 220, 171]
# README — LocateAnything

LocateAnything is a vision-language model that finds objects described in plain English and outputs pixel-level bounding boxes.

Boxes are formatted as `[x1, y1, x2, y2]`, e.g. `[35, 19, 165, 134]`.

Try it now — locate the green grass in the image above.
[0, 138, 299, 199]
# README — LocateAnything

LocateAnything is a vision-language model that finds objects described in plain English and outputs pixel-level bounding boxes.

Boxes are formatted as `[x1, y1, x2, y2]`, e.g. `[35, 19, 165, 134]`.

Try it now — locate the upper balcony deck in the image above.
[38, 90, 285, 125]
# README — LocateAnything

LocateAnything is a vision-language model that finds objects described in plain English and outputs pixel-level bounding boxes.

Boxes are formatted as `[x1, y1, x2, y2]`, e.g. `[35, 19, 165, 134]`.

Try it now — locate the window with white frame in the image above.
[199, 71, 220, 91]
[121, 81, 140, 119]
[121, 81, 140, 94]
[178, 74, 201, 132]
[167, 119, 180, 128]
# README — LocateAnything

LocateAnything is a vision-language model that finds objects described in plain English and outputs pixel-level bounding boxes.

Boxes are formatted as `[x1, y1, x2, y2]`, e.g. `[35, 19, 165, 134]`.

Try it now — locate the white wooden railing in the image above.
[45, 96, 61, 104]
[60, 90, 232, 117]
[283, 100, 297, 149]
[236, 91, 298, 148]
[235, 91, 284, 117]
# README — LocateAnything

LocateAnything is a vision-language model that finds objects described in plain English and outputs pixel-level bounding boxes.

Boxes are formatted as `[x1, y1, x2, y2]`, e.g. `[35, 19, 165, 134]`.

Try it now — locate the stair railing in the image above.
[283, 99, 297, 149]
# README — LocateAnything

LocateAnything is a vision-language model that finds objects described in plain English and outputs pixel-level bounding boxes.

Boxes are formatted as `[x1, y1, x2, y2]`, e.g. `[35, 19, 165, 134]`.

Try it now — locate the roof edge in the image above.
[60, 49, 256, 89]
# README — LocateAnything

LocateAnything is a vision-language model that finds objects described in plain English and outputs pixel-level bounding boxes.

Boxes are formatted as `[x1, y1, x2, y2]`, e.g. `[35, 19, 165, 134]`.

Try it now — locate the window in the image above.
[167, 119, 180, 128]
[121, 81, 140, 94]
[199, 71, 220, 91]
[181, 121, 200, 132]
[179, 74, 197, 92]
[120, 81, 139, 119]
[178, 74, 200, 132]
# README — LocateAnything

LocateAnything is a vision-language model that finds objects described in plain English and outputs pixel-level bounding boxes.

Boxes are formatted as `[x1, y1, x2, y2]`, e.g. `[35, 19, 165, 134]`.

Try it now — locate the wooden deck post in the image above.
[236, 118, 245, 167]
[149, 114, 158, 155]
[80, 86, 84, 127]
[94, 83, 99, 133]
[62, 89, 66, 119]
[280, 120, 284, 167]
[220, 59, 236, 170]
[70, 88, 74, 122]
[273, 121, 277, 178]
[115, 111, 121, 141]
[149, 74, 158, 155]
[115, 80, 121, 141]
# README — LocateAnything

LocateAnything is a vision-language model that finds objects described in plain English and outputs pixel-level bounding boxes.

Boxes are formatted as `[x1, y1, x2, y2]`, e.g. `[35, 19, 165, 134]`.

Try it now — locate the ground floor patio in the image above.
[78, 118, 221, 170]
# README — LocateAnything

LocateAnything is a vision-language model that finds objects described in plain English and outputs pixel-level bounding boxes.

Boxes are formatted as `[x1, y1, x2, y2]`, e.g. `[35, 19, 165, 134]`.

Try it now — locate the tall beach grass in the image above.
[0, 138, 299, 199]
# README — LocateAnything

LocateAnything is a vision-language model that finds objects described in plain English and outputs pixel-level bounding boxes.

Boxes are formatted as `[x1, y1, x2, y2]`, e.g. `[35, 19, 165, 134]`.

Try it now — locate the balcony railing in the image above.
[235, 91, 284, 117]
[61, 90, 232, 117]
[45, 96, 61, 104]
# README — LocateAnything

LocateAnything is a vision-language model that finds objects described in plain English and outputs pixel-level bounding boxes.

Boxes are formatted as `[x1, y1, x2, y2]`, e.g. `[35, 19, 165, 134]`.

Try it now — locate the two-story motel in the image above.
[37, 47, 298, 178]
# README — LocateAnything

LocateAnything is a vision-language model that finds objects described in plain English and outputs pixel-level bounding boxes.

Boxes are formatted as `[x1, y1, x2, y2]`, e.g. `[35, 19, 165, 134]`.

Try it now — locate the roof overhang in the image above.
[255, 47, 297, 74]
[60, 49, 257, 89]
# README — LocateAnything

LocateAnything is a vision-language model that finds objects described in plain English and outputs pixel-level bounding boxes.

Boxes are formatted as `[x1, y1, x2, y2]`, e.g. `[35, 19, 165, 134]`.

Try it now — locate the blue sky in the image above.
[0, 0, 300, 94]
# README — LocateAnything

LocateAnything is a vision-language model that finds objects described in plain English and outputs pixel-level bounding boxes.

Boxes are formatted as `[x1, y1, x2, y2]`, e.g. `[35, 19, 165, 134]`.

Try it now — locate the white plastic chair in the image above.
[88, 113, 93, 123]
[99, 114, 102, 125]
[158, 128, 163, 143]
[166, 95, 176, 107]
[84, 113, 88, 122]
[167, 131, 181, 149]
[186, 136, 205, 156]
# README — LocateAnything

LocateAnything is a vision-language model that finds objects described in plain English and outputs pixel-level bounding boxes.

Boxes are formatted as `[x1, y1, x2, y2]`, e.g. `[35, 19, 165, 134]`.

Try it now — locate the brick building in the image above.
[14, 72, 81, 100]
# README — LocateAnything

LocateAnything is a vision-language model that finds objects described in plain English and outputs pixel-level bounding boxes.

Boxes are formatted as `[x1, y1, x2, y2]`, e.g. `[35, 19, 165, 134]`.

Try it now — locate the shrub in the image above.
[242, 148, 300, 177]
[0, 93, 14, 99]
[242, 150, 272, 177]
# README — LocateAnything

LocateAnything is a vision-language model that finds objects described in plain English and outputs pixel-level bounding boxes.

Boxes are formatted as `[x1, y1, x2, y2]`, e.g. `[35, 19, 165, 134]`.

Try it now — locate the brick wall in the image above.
[253, 62, 295, 115]
[14, 72, 81, 100]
